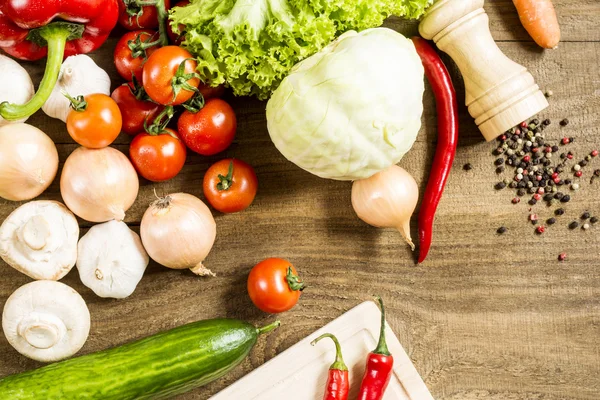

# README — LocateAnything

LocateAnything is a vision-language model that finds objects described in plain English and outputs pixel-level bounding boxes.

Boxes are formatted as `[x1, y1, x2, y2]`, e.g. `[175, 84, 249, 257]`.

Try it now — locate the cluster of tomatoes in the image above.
[112, 1, 303, 313]
[85, 0, 257, 214]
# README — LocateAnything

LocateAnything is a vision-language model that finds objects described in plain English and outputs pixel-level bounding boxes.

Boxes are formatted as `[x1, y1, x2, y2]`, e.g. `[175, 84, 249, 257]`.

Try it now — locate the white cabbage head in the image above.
[267, 28, 424, 181]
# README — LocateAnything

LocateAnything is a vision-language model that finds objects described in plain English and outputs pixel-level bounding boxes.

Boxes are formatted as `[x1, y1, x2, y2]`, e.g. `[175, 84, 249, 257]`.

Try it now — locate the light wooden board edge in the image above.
[211, 301, 434, 400]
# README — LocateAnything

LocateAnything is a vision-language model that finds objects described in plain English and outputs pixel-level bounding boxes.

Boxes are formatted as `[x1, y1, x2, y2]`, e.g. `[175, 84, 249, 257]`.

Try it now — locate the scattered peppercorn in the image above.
[547, 217, 557, 225]
[582, 212, 591, 220]
[591, 217, 599, 224]
[543, 119, 551, 126]
[495, 158, 504, 166]
[575, 171, 583, 178]
[560, 118, 569, 126]
[592, 150, 599, 157]
[569, 221, 579, 230]
[558, 253, 567, 262]
[496, 166, 505, 174]
[463, 163, 473, 171]
[535, 226, 546, 234]
[543, 193, 554, 202]
[545, 90, 553, 97]
[497, 226, 508, 234]
[555, 208, 565, 216]
[582, 223, 590, 230]
[513, 197, 521, 204]
[495, 182, 507, 190]
[560, 195, 571, 203]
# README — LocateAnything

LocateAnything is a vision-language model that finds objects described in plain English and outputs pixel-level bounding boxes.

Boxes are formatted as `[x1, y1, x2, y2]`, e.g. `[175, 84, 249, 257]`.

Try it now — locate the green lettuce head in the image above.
[170, 0, 432, 100]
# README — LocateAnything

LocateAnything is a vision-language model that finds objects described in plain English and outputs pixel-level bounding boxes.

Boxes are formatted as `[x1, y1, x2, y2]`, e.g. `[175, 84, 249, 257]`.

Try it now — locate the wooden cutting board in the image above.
[211, 301, 433, 400]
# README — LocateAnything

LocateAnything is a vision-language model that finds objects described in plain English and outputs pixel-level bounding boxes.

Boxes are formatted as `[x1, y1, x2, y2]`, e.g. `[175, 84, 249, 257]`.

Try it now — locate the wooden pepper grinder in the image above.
[419, 0, 549, 141]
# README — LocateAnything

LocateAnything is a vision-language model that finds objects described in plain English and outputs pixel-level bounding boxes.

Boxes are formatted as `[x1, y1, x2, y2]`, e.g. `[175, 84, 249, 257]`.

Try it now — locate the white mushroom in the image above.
[2, 280, 90, 362]
[77, 220, 149, 299]
[0, 201, 79, 280]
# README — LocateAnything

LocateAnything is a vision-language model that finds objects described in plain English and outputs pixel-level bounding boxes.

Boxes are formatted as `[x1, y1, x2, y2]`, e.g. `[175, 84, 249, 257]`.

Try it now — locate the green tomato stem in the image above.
[155, 0, 169, 47]
[216, 161, 234, 191]
[0, 24, 72, 121]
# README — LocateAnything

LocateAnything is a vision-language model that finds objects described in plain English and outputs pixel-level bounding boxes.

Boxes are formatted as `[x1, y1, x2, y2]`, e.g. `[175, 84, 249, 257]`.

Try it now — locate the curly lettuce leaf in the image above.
[170, 0, 432, 99]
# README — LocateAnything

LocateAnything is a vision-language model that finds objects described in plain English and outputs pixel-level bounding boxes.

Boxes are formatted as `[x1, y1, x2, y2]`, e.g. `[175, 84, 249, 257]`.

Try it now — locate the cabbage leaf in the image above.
[170, 0, 432, 99]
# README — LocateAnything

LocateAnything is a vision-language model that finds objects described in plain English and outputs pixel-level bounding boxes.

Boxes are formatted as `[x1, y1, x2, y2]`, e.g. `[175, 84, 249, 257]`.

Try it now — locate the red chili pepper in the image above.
[311, 333, 349, 400]
[0, 0, 119, 120]
[357, 297, 394, 400]
[411, 37, 459, 264]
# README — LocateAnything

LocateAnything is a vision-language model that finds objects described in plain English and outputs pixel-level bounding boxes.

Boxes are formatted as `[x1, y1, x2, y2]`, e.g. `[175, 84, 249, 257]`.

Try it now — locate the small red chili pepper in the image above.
[311, 333, 349, 400]
[357, 297, 394, 400]
[411, 37, 459, 264]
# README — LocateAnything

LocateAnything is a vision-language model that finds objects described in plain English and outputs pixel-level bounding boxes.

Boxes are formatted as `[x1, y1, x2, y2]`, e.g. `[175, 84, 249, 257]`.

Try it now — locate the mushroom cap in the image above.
[2, 280, 90, 362]
[0, 201, 79, 280]
[77, 220, 149, 299]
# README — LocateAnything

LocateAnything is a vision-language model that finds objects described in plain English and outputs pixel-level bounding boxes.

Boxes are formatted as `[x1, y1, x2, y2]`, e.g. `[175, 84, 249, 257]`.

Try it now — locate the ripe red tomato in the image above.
[247, 258, 304, 314]
[114, 30, 160, 82]
[66, 94, 122, 149]
[203, 159, 257, 213]
[166, 0, 189, 45]
[177, 98, 236, 155]
[129, 128, 187, 182]
[118, 0, 171, 30]
[111, 83, 164, 135]
[142, 46, 200, 105]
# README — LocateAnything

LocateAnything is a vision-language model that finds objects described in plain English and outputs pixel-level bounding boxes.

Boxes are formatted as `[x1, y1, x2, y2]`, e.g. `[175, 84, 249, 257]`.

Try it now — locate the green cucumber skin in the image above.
[0, 319, 258, 400]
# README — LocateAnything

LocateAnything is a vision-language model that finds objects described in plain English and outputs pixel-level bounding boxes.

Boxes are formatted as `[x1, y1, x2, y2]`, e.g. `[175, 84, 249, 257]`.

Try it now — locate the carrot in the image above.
[513, 0, 561, 49]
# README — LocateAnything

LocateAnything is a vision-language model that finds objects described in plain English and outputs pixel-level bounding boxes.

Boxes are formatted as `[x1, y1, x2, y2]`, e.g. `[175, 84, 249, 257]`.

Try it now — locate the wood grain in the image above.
[1, 2, 599, 400]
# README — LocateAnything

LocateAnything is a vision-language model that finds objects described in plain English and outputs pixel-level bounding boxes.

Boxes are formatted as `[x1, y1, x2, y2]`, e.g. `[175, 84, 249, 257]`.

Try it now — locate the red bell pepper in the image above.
[0, 0, 119, 121]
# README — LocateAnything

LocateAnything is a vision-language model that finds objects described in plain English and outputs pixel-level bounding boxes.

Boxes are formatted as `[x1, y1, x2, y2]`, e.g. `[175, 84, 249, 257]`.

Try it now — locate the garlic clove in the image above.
[2, 280, 90, 362]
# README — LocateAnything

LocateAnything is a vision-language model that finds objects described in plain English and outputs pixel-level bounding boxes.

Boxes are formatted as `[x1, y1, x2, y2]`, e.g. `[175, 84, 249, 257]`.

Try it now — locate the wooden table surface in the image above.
[1, 1, 599, 399]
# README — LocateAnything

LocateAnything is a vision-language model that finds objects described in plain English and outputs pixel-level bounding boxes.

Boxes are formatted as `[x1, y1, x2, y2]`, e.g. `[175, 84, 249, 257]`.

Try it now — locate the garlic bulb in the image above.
[2, 280, 90, 362]
[60, 146, 139, 223]
[0, 201, 79, 280]
[77, 221, 149, 299]
[0, 123, 59, 201]
[0, 55, 34, 127]
[42, 55, 111, 122]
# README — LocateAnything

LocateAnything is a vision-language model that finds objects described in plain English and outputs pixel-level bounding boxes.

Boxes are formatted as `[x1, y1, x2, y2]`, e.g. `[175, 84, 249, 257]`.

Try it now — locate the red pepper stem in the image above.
[0, 24, 72, 120]
[311, 334, 348, 372]
[257, 320, 281, 335]
[373, 296, 391, 356]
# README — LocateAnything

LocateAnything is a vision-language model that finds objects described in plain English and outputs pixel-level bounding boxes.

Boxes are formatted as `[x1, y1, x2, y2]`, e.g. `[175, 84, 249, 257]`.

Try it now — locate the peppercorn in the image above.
[560, 119, 569, 126]
[564, 179, 572, 185]
[585, 155, 592, 162]
[592, 150, 599, 157]
[569, 221, 579, 230]
[547, 217, 557, 225]
[509, 182, 518, 189]
[552, 145, 559, 153]
[562, 137, 570, 145]
[543, 119, 551, 126]
[496, 166, 505, 174]
[463, 163, 473, 171]
[535, 226, 545, 234]
[533, 194, 542, 201]
[529, 187, 537, 194]
[558, 253, 567, 262]
[497, 226, 507, 234]
[582, 223, 590, 230]
[520, 121, 527, 128]
[546, 90, 554, 97]
[513, 197, 521, 204]
[560, 195, 571, 203]
[543, 193, 554, 202]
[595, 169, 600, 177]
[591, 217, 599, 224]
[571, 183, 580, 190]
[575, 171, 583, 178]
[582, 212, 591, 220]
[495, 182, 507, 190]
[580, 160, 588, 167]
[555, 208, 565, 216]
[495, 158, 504, 166]
[528, 199, 537, 205]
[517, 188, 527, 197]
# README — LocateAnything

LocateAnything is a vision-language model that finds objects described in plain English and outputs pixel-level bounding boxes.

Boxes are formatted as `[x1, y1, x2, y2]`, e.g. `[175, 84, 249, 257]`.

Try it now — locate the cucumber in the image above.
[0, 318, 280, 399]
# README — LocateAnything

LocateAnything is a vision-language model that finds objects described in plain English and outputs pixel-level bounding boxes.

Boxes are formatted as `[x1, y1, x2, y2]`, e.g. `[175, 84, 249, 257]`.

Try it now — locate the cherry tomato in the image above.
[203, 159, 258, 213]
[111, 83, 164, 135]
[247, 258, 304, 314]
[66, 94, 122, 149]
[129, 128, 187, 182]
[177, 98, 236, 155]
[142, 46, 200, 106]
[118, 0, 171, 30]
[166, 0, 189, 45]
[114, 30, 160, 82]
[199, 83, 226, 100]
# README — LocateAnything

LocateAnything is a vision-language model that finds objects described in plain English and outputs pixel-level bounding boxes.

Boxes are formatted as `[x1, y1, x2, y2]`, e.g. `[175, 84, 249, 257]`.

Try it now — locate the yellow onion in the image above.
[140, 193, 217, 276]
[60, 147, 139, 223]
[0, 123, 58, 201]
[351, 165, 419, 250]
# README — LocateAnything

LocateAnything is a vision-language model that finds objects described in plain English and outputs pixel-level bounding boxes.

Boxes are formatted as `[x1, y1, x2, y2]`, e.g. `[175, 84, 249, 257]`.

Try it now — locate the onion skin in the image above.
[60, 147, 139, 223]
[140, 193, 217, 276]
[0, 123, 58, 201]
[351, 165, 419, 250]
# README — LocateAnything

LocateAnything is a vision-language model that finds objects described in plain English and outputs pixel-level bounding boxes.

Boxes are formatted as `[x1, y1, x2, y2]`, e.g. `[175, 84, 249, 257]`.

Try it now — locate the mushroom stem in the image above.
[20, 215, 51, 250]
[17, 312, 66, 350]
